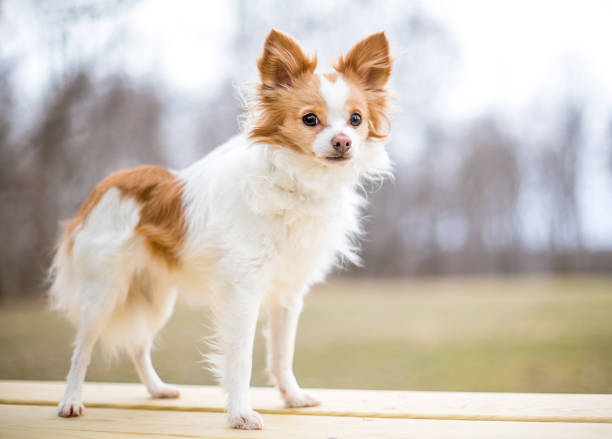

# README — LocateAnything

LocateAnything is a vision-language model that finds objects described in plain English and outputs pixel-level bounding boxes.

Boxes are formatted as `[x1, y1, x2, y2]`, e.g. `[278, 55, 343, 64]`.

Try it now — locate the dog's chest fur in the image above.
[175, 136, 363, 299]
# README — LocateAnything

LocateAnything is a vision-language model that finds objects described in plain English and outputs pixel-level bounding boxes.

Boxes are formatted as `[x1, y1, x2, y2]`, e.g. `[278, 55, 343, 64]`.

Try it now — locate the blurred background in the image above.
[0, 0, 611, 394]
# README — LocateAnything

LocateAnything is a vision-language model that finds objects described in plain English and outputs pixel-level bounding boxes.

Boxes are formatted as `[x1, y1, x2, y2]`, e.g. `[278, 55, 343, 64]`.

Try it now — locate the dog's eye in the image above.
[302, 113, 319, 127]
[350, 113, 362, 127]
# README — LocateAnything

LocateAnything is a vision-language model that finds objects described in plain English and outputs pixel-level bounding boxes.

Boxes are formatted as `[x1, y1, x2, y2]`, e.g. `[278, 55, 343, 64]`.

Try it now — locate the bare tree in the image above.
[0, 59, 24, 297]
[538, 100, 584, 256]
[458, 119, 520, 249]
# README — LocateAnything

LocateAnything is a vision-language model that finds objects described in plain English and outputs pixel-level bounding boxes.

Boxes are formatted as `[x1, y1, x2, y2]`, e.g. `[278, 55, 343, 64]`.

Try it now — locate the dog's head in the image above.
[250, 29, 392, 169]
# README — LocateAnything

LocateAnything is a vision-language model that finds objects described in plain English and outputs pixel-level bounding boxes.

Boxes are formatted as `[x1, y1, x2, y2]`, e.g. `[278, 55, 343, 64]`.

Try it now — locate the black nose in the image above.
[331, 135, 351, 154]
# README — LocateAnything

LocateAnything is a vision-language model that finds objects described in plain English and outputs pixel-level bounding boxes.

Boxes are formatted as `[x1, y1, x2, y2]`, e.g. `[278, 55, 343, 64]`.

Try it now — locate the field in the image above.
[1, 276, 611, 393]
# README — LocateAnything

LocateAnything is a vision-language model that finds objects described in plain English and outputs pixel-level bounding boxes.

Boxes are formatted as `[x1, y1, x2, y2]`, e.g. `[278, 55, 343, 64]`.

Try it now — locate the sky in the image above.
[5, 1, 612, 118]
[2, 0, 611, 248]
[428, 0, 612, 118]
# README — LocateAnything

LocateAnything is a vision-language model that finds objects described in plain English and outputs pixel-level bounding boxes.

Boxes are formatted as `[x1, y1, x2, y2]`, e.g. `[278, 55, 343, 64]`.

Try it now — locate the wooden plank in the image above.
[1, 380, 611, 423]
[2, 404, 612, 439]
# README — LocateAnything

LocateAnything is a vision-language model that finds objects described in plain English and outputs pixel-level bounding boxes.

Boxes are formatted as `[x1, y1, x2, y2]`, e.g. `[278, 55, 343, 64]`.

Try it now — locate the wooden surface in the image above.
[3, 405, 612, 439]
[1, 381, 611, 438]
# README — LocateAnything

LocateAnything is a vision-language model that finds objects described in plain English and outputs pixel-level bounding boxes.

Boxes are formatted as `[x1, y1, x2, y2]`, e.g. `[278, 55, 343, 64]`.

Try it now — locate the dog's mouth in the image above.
[324, 155, 351, 162]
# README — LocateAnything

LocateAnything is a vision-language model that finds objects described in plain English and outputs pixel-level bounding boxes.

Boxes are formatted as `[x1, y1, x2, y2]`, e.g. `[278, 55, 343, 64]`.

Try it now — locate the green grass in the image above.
[1, 276, 611, 393]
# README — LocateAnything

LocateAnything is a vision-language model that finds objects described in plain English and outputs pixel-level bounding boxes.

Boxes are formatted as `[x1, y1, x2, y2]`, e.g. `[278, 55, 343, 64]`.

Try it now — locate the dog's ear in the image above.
[258, 29, 317, 88]
[334, 32, 392, 91]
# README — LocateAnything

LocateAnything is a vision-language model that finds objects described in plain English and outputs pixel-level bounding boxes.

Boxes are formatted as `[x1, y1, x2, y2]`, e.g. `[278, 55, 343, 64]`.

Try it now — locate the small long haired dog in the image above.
[50, 29, 393, 430]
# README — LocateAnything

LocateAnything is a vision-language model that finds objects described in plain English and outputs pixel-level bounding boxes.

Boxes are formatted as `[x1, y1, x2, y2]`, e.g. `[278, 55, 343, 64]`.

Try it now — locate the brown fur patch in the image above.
[343, 83, 371, 139]
[322, 72, 338, 83]
[334, 32, 392, 140]
[63, 166, 186, 267]
[250, 29, 320, 153]
[250, 73, 328, 155]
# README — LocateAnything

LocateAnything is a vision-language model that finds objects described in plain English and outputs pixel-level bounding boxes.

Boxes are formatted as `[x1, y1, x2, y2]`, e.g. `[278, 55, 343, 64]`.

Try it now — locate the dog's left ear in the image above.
[258, 29, 317, 88]
[334, 32, 392, 91]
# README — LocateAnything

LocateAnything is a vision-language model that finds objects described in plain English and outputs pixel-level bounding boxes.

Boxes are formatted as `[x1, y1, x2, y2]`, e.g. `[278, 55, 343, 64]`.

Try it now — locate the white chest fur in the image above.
[177, 135, 371, 300]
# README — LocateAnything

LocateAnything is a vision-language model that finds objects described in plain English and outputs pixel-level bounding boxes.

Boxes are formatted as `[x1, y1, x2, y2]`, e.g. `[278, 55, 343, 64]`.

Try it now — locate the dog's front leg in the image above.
[265, 294, 320, 408]
[215, 289, 263, 430]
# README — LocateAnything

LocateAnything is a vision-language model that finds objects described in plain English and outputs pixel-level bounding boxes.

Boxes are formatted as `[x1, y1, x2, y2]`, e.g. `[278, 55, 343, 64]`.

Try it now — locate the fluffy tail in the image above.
[48, 235, 81, 324]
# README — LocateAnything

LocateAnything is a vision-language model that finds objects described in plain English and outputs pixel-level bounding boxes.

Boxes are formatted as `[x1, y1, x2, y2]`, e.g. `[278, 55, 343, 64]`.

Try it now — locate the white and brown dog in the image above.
[49, 29, 393, 430]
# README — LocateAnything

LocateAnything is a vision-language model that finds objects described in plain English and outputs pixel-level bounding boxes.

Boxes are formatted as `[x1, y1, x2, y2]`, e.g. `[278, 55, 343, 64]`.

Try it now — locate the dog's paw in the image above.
[57, 397, 84, 417]
[228, 410, 264, 430]
[150, 384, 181, 399]
[284, 390, 321, 408]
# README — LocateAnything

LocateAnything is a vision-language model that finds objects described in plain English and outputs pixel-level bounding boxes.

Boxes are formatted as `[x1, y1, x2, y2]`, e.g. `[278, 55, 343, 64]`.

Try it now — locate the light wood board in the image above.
[1, 380, 611, 423]
[2, 404, 612, 439]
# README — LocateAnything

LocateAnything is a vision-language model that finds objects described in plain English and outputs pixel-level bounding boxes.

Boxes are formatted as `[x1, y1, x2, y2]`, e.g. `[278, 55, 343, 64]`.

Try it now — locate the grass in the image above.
[1, 276, 611, 393]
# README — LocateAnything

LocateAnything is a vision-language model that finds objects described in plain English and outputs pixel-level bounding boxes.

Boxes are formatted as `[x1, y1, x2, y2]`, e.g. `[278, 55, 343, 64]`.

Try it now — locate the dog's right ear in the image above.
[257, 29, 317, 88]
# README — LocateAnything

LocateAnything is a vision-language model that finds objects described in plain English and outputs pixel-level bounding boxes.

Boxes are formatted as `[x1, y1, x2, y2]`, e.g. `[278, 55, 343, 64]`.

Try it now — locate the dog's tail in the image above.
[48, 231, 81, 325]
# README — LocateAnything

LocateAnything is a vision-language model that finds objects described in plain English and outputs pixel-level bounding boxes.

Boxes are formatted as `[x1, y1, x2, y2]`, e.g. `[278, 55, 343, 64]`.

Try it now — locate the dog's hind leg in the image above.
[57, 329, 98, 417]
[126, 280, 179, 399]
[57, 295, 112, 417]
[129, 339, 180, 399]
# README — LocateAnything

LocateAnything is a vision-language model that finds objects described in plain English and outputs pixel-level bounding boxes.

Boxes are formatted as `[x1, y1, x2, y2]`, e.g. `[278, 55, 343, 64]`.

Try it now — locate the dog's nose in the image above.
[331, 134, 351, 154]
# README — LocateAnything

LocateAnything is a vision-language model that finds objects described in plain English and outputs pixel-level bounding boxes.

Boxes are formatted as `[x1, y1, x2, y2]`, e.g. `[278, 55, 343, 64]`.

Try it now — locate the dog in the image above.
[49, 29, 393, 430]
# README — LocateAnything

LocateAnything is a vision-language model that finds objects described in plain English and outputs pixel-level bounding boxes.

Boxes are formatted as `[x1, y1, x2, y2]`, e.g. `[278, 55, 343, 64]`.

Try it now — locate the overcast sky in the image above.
[5, 1, 612, 118]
